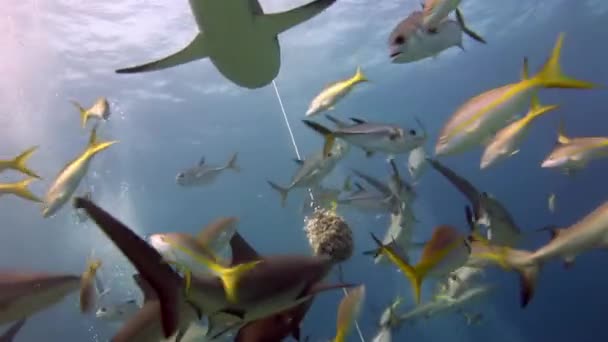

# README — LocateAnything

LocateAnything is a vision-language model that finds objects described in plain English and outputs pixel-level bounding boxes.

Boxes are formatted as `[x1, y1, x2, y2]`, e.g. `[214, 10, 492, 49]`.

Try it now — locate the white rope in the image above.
[271, 79, 366, 342]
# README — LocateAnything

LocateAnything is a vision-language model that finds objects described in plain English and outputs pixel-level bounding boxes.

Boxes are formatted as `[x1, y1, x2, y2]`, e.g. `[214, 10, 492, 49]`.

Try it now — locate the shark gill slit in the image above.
[271, 79, 366, 342]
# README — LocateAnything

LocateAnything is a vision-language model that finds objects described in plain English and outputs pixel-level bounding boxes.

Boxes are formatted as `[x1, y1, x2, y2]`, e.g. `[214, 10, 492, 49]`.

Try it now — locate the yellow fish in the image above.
[0, 177, 42, 203]
[71, 97, 111, 128]
[369, 225, 470, 304]
[305, 66, 368, 117]
[0, 146, 41, 178]
[80, 257, 102, 314]
[480, 86, 559, 169]
[333, 285, 366, 342]
[436, 33, 596, 157]
[43, 127, 117, 218]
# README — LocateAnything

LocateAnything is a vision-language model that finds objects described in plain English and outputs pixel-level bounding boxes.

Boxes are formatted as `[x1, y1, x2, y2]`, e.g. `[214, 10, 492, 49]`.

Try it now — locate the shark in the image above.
[115, 0, 337, 89]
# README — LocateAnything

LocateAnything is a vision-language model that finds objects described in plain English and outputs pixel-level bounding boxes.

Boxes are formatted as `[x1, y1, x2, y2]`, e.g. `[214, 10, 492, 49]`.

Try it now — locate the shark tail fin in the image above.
[267, 181, 289, 207]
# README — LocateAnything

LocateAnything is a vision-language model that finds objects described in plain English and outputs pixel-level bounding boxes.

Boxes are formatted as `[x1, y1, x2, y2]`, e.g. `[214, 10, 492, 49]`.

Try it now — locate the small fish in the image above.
[43, 127, 117, 218]
[176, 153, 240, 187]
[389, 9, 485, 64]
[541, 120, 608, 174]
[436, 33, 596, 157]
[364, 202, 418, 265]
[70, 97, 111, 128]
[368, 226, 471, 304]
[0, 146, 41, 178]
[480, 90, 559, 169]
[80, 258, 103, 314]
[96, 299, 140, 322]
[268, 141, 349, 207]
[379, 296, 403, 329]
[463, 312, 483, 325]
[438, 266, 483, 299]
[0, 177, 42, 203]
[408, 145, 428, 182]
[333, 285, 366, 342]
[548, 193, 556, 213]
[303, 117, 425, 158]
[0, 318, 27, 342]
[422, 0, 462, 31]
[305, 67, 368, 117]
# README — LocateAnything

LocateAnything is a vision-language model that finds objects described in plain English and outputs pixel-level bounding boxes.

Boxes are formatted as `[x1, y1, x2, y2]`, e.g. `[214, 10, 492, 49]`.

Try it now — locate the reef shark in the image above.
[115, 0, 337, 89]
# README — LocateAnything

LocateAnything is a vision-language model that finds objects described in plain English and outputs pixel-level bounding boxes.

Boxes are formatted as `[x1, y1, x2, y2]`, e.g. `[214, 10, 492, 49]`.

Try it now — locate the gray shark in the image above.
[115, 0, 337, 89]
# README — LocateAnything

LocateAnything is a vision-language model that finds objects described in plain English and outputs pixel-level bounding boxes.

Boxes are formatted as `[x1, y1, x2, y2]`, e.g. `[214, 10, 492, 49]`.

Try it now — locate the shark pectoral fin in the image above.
[116, 33, 208, 74]
[257, 0, 336, 35]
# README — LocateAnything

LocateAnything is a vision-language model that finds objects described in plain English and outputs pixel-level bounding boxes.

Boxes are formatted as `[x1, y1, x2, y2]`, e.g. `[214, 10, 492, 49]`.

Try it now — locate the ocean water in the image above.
[1, 0, 608, 341]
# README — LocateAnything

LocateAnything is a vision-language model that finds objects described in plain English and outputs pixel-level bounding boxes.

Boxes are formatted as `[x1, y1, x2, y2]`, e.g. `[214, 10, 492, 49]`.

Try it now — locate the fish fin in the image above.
[229, 232, 261, 265]
[226, 153, 240, 172]
[369, 233, 423, 304]
[116, 33, 208, 74]
[352, 66, 369, 84]
[521, 57, 529, 80]
[86, 126, 118, 157]
[515, 260, 540, 308]
[349, 117, 367, 124]
[0, 318, 27, 342]
[325, 114, 349, 128]
[267, 180, 289, 207]
[80, 258, 102, 313]
[7, 177, 42, 203]
[256, 0, 336, 34]
[8, 146, 41, 178]
[455, 8, 486, 44]
[73, 197, 182, 338]
[70, 100, 90, 128]
[302, 120, 336, 158]
[293, 158, 305, 165]
[292, 326, 302, 341]
[198, 157, 205, 166]
[556, 118, 570, 144]
[533, 33, 597, 89]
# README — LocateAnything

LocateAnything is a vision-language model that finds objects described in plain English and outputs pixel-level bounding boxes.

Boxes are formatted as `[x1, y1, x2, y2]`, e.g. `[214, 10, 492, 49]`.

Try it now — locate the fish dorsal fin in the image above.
[293, 158, 305, 165]
[199, 157, 205, 166]
[133, 274, 158, 302]
[557, 119, 570, 144]
[521, 57, 529, 80]
[350, 117, 366, 124]
[229, 232, 260, 266]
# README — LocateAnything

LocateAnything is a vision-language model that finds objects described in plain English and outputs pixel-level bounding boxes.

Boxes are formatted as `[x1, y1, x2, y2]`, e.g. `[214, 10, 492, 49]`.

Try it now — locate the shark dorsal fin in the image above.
[350, 117, 366, 124]
[199, 157, 205, 166]
[293, 158, 305, 165]
[133, 274, 158, 302]
[557, 120, 570, 144]
[229, 232, 260, 266]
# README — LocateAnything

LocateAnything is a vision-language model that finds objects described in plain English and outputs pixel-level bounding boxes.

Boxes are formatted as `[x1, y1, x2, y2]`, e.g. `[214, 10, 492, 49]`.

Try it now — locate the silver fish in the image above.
[422, 0, 463, 30]
[96, 299, 141, 322]
[408, 146, 428, 183]
[70, 97, 111, 128]
[176, 153, 240, 187]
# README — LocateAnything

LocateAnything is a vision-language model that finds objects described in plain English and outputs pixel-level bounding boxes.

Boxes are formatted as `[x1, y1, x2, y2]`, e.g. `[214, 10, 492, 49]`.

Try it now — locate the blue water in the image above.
[1, 0, 608, 341]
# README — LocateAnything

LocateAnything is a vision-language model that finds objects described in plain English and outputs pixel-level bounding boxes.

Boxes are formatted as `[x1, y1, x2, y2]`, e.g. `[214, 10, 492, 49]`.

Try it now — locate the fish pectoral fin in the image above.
[115, 33, 208, 74]
[256, 0, 336, 35]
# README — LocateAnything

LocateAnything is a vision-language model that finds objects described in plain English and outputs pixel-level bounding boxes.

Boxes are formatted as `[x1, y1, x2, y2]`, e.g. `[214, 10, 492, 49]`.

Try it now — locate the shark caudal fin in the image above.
[267, 181, 290, 208]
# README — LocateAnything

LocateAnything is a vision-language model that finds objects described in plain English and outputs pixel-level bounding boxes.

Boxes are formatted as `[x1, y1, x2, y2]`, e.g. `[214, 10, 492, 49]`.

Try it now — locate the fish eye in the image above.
[409, 129, 417, 136]
[177, 173, 184, 179]
[100, 308, 106, 312]
[394, 35, 405, 45]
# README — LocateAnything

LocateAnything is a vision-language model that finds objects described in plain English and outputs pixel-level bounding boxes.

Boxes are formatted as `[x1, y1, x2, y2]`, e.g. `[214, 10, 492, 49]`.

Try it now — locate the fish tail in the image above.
[80, 259, 102, 313]
[352, 66, 368, 84]
[534, 33, 597, 89]
[302, 120, 336, 157]
[226, 152, 240, 172]
[6, 177, 42, 203]
[455, 8, 486, 44]
[70, 100, 90, 128]
[86, 126, 118, 157]
[267, 181, 289, 207]
[9, 146, 41, 179]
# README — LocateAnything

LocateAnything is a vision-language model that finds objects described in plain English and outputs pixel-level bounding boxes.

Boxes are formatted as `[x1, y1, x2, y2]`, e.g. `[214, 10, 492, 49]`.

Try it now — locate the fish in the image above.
[338, 186, 393, 214]
[435, 33, 596, 157]
[70, 97, 111, 128]
[480, 89, 559, 169]
[115, 0, 337, 89]
[548, 193, 556, 213]
[368, 226, 471, 304]
[0, 318, 26, 342]
[176, 153, 240, 187]
[422, 0, 462, 31]
[427, 158, 521, 247]
[0, 146, 40, 178]
[73, 197, 354, 340]
[303, 117, 425, 158]
[371, 328, 392, 342]
[437, 266, 483, 299]
[80, 258, 103, 314]
[389, 9, 485, 64]
[42, 127, 117, 218]
[0, 271, 81, 324]
[408, 145, 429, 182]
[96, 299, 141, 322]
[0, 177, 42, 203]
[541, 120, 608, 174]
[378, 296, 403, 329]
[333, 285, 366, 342]
[268, 141, 349, 207]
[364, 202, 418, 265]
[305, 66, 368, 117]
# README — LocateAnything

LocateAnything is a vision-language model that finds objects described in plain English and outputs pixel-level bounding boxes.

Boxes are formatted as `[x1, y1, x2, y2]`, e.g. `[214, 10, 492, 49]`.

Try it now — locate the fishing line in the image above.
[271, 79, 366, 342]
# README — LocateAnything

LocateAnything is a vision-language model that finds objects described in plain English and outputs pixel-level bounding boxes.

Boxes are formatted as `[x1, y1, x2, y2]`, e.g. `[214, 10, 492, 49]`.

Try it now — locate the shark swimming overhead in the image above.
[115, 0, 338, 89]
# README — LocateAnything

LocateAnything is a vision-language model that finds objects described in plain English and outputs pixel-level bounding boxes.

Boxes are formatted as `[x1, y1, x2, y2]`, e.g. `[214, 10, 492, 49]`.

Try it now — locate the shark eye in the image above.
[394, 35, 405, 45]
